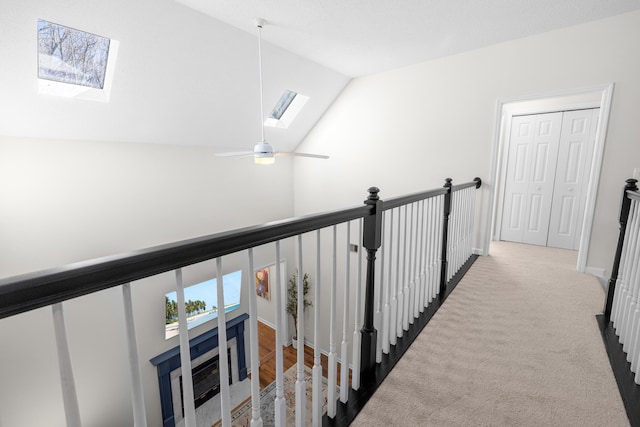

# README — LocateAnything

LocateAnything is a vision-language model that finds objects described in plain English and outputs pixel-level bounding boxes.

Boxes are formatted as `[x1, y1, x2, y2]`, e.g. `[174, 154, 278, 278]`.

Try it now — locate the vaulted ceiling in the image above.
[176, 0, 640, 77]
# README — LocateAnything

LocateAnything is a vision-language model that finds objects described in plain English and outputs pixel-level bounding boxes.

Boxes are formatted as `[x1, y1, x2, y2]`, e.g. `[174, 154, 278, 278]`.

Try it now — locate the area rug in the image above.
[213, 364, 329, 427]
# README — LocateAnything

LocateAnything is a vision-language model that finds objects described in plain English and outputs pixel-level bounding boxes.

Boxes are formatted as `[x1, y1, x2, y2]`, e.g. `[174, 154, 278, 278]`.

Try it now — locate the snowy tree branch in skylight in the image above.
[37, 19, 110, 89]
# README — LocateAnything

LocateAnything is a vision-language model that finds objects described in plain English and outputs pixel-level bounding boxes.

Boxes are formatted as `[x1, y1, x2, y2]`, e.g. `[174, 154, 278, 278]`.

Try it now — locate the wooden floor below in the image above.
[255, 321, 348, 389]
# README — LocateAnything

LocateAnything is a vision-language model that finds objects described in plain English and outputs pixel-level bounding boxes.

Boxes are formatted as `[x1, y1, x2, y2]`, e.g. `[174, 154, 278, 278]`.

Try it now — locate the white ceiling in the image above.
[176, 0, 640, 77]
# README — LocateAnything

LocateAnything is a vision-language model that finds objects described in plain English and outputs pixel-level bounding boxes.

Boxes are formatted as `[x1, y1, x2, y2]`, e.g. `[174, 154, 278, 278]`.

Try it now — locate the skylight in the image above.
[37, 19, 119, 102]
[264, 90, 309, 129]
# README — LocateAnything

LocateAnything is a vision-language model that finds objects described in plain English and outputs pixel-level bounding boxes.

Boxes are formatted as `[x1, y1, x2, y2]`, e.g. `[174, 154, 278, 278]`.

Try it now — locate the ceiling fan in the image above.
[216, 19, 329, 165]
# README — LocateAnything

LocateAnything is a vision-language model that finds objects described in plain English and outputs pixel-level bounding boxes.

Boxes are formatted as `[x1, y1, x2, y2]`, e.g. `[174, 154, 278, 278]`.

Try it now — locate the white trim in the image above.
[508, 100, 601, 117]
[256, 318, 277, 330]
[485, 83, 615, 273]
[585, 266, 606, 279]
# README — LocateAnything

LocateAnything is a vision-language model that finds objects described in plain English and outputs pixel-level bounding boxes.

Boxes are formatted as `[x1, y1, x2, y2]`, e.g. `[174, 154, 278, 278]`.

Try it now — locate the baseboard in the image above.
[472, 247, 485, 256]
[585, 266, 606, 278]
[257, 317, 276, 330]
[596, 315, 640, 427]
[585, 266, 607, 291]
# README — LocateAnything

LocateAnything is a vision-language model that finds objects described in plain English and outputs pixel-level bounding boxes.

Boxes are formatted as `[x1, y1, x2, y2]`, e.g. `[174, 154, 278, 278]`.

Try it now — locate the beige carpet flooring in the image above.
[352, 241, 629, 427]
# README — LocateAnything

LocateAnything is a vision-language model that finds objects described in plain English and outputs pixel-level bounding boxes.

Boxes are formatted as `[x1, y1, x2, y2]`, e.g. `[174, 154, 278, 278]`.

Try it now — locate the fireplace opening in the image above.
[179, 348, 232, 415]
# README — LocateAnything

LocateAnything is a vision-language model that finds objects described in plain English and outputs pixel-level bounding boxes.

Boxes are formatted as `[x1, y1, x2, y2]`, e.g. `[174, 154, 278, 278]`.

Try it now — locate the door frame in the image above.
[484, 83, 614, 273]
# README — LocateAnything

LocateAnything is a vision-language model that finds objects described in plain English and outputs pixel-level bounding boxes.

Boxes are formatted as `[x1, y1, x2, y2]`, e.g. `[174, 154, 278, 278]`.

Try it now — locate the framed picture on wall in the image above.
[255, 267, 271, 301]
[164, 270, 242, 340]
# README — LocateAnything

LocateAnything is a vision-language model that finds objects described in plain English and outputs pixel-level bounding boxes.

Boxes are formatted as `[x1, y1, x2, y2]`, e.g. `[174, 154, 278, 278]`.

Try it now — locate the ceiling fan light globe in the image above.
[255, 155, 275, 165]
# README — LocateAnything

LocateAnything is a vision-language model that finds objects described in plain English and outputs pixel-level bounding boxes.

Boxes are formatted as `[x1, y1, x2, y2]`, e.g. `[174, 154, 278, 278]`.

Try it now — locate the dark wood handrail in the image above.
[452, 177, 482, 192]
[382, 187, 447, 210]
[627, 188, 640, 202]
[0, 178, 482, 320]
[0, 205, 370, 319]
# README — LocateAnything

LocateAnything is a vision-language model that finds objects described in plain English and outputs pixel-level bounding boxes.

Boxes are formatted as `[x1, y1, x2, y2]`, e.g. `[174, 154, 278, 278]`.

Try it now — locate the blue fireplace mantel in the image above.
[150, 313, 249, 427]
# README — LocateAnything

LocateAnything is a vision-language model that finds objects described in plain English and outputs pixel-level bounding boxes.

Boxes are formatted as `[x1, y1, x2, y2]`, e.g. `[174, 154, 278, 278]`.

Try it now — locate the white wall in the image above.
[0, 136, 296, 426]
[294, 10, 640, 278]
[0, 0, 348, 425]
[0, 137, 296, 277]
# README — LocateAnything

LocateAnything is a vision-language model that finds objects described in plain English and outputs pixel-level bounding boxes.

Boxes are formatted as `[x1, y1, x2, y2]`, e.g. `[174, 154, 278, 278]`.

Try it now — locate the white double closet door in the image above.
[500, 108, 599, 250]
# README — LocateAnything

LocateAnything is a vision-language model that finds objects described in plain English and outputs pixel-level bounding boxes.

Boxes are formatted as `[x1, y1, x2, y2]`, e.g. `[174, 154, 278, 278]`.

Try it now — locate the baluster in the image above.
[340, 222, 351, 403]
[448, 191, 457, 278]
[629, 264, 640, 371]
[425, 197, 434, 306]
[408, 203, 416, 325]
[375, 216, 384, 364]
[431, 197, 439, 300]
[459, 189, 467, 265]
[461, 188, 468, 263]
[623, 217, 640, 351]
[274, 242, 286, 425]
[466, 187, 474, 260]
[382, 210, 392, 354]
[52, 303, 81, 427]
[327, 226, 338, 418]
[418, 200, 426, 314]
[460, 188, 467, 265]
[353, 219, 364, 387]
[175, 268, 196, 427]
[458, 190, 464, 268]
[612, 202, 638, 330]
[440, 179, 452, 297]
[617, 203, 640, 338]
[295, 236, 306, 426]
[436, 194, 445, 298]
[246, 249, 263, 427]
[627, 203, 640, 371]
[403, 203, 411, 331]
[414, 201, 423, 317]
[395, 206, 403, 339]
[453, 190, 461, 274]
[388, 208, 398, 346]
[468, 187, 475, 257]
[612, 206, 635, 328]
[423, 198, 431, 308]
[623, 235, 640, 350]
[121, 283, 147, 427]
[215, 258, 232, 427]
[462, 189, 468, 261]
[607, 179, 638, 323]
[396, 205, 405, 337]
[620, 218, 640, 347]
[312, 230, 323, 426]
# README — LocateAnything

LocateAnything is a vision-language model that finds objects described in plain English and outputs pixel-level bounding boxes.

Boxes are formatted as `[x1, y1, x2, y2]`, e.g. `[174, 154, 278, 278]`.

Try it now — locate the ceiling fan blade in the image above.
[275, 152, 330, 159]
[215, 151, 254, 157]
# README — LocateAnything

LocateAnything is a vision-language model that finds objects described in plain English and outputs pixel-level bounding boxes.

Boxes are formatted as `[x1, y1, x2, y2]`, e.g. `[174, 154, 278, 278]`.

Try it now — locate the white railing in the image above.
[609, 180, 640, 383]
[0, 178, 481, 427]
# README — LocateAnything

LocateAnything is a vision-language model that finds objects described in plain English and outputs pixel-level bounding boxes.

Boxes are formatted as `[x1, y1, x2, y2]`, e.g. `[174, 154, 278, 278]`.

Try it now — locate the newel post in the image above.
[604, 178, 639, 321]
[361, 187, 383, 378]
[439, 178, 453, 299]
